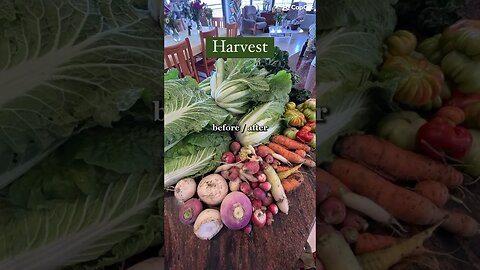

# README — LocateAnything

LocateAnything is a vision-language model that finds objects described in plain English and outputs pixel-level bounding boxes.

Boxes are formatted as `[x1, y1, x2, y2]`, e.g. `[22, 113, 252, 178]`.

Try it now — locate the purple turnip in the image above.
[194, 209, 223, 240]
[243, 161, 260, 174]
[197, 174, 228, 206]
[230, 141, 241, 154]
[222, 152, 235, 164]
[174, 178, 197, 203]
[220, 192, 253, 230]
[252, 209, 266, 228]
[253, 188, 266, 201]
[319, 196, 346, 225]
[179, 198, 203, 225]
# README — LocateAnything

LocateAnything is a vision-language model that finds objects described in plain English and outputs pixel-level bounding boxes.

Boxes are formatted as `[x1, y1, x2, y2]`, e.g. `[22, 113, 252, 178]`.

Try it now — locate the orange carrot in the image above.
[355, 233, 399, 255]
[413, 180, 449, 207]
[336, 135, 463, 188]
[281, 172, 304, 193]
[295, 149, 307, 158]
[268, 142, 305, 164]
[329, 158, 445, 225]
[303, 158, 316, 167]
[329, 158, 480, 236]
[317, 168, 350, 197]
[275, 166, 291, 173]
[271, 135, 311, 152]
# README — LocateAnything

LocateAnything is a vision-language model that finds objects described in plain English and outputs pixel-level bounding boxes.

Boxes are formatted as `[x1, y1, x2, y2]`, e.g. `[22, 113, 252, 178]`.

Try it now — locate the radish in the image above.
[341, 209, 369, 232]
[240, 170, 259, 182]
[262, 193, 273, 206]
[259, 182, 271, 191]
[193, 209, 223, 240]
[265, 154, 274, 164]
[179, 198, 203, 225]
[255, 172, 267, 182]
[319, 197, 346, 225]
[268, 203, 278, 215]
[221, 167, 239, 181]
[174, 178, 197, 203]
[220, 192, 253, 230]
[229, 178, 241, 192]
[316, 181, 331, 205]
[252, 209, 266, 227]
[221, 170, 230, 179]
[265, 210, 274, 226]
[222, 152, 235, 163]
[257, 147, 269, 157]
[235, 155, 241, 163]
[243, 161, 260, 174]
[243, 224, 253, 235]
[252, 199, 263, 210]
[230, 141, 241, 154]
[240, 182, 251, 195]
[197, 174, 228, 206]
[253, 188, 266, 200]
[251, 182, 259, 189]
[340, 226, 359, 244]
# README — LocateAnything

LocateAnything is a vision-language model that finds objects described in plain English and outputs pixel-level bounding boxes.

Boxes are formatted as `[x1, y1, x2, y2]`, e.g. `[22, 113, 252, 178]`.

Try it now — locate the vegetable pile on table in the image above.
[317, 0, 480, 269]
[165, 55, 316, 240]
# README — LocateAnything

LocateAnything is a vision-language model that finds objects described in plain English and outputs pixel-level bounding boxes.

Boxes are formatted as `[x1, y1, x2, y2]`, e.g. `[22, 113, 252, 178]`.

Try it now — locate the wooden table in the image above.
[164, 169, 316, 270]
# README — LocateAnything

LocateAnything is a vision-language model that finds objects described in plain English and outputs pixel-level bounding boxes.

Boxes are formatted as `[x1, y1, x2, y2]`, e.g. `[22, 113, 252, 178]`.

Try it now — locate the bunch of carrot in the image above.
[316, 134, 480, 270]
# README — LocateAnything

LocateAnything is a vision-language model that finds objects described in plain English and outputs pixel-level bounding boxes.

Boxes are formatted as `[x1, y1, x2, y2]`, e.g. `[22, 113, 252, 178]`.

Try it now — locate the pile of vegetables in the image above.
[317, 0, 480, 269]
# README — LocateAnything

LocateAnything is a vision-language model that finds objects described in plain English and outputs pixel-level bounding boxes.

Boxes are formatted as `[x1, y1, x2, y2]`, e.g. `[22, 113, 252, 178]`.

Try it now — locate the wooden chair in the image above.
[212, 17, 224, 28]
[175, 19, 186, 32]
[196, 28, 218, 78]
[226, 22, 238, 37]
[164, 38, 199, 81]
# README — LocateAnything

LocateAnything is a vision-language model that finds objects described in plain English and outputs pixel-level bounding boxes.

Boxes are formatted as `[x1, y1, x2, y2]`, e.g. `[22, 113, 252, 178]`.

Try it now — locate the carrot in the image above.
[303, 158, 316, 167]
[271, 135, 311, 152]
[268, 142, 305, 164]
[275, 166, 291, 173]
[329, 159, 445, 225]
[336, 135, 463, 188]
[413, 180, 449, 207]
[277, 164, 302, 179]
[281, 172, 304, 193]
[295, 149, 307, 157]
[317, 168, 405, 233]
[355, 233, 399, 255]
[330, 159, 480, 236]
[357, 221, 443, 270]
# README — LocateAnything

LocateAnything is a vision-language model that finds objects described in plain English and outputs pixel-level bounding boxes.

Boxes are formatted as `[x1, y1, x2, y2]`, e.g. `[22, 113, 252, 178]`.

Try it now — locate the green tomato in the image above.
[461, 129, 480, 177]
[376, 111, 427, 150]
[417, 34, 443, 65]
[441, 51, 480, 93]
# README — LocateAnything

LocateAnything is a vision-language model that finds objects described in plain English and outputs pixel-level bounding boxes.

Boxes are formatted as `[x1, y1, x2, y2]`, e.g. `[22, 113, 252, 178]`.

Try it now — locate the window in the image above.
[204, 0, 224, 17]
[241, 0, 271, 12]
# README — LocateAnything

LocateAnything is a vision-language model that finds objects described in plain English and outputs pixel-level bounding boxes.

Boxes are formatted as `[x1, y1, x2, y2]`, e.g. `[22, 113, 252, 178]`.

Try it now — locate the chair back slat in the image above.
[226, 22, 237, 37]
[164, 38, 199, 81]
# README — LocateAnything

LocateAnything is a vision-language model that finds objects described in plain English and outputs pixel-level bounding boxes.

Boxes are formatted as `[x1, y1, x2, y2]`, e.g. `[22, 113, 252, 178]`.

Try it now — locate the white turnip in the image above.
[174, 178, 197, 203]
[220, 192, 253, 230]
[179, 198, 203, 225]
[197, 174, 228, 206]
[194, 209, 223, 240]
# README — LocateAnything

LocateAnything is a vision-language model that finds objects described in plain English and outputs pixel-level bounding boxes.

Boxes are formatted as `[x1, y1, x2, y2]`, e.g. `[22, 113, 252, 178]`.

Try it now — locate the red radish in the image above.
[262, 193, 274, 206]
[268, 203, 279, 215]
[227, 167, 239, 181]
[252, 209, 266, 227]
[257, 147, 270, 157]
[220, 192, 253, 230]
[240, 182, 251, 195]
[341, 209, 369, 232]
[316, 181, 331, 205]
[259, 182, 271, 192]
[253, 188, 266, 200]
[255, 172, 267, 182]
[319, 196, 346, 225]
[341, 226, 359, 244]
[235, 155, 241, 163]
[230, 141, 241, 154]
[243, 161, 260, 174]
[251, 182, 259, 189]
[266, 210, 274, 226]
[243, 224, 252, 235]
[174, 178, 197, 203]
[265, 155, 274, 163]
[252, 199, 263, 210]
[229, 178, 241, 192]
[222, 152, 235, 163]
[179, 198, 203, 225]
[259, 162, 266, 171]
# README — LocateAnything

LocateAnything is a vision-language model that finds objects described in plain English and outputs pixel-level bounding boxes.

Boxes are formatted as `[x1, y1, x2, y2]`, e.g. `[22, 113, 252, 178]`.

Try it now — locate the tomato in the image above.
[417, 34, 443, 65]
[385, 30, 417, 58]
[416, 118, 473, 160]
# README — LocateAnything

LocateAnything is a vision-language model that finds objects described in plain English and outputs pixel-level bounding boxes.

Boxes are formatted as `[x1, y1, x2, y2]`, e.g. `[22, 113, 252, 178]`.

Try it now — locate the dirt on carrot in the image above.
[281, 172, 304, 193]
[271, 135, 311, 152]
[268, 142, 305, 164]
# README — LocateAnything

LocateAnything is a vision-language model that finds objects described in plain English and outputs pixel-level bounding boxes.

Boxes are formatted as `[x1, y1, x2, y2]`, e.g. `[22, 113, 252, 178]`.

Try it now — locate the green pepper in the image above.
[283, 127, 299, 140]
